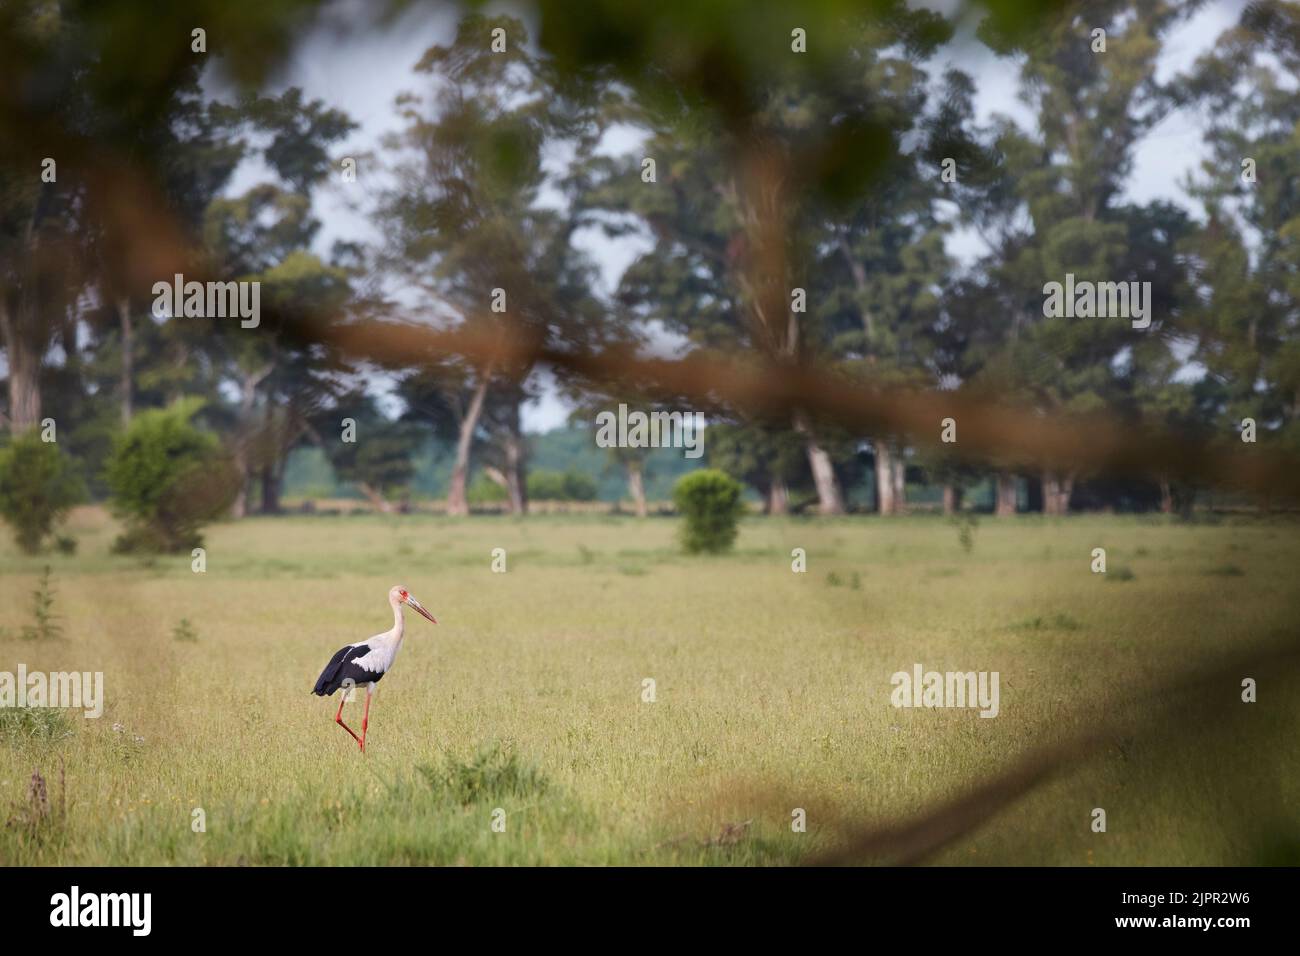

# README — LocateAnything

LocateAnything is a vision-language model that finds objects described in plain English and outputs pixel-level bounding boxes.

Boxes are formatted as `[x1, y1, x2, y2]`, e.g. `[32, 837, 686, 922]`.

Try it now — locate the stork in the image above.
[312, 585, 437, 752]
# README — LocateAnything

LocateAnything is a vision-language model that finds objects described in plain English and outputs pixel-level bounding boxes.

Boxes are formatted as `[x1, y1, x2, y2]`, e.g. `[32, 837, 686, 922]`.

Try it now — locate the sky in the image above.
[217, 0, 1247, 432]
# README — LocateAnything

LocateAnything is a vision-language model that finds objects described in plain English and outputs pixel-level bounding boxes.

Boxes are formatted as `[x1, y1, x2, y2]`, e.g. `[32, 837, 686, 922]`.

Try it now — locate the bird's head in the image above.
[390, 585, 437, 624]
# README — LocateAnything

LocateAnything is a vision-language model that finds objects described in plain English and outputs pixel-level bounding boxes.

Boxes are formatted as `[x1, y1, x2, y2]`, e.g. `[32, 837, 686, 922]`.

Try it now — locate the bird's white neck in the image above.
[388, 599, 405, 642]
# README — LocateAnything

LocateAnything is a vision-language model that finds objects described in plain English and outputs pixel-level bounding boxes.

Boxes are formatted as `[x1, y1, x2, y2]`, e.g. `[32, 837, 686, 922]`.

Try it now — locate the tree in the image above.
[569, 395, 675, 518]
[374, 14, 606, 516]
[0, 1, 264, 436]
[954, 0, 1200, 513]
[570, 4, 954, 515]
[479, 385, 533, 514]
[321, 392, 420, 513]
[1178, 0, 1300, 502]
[398, 357, 492, 516]
[104, 400, 236, 552]
[199, 90, 356, 516]
[0, 432, 84, 553]
[708, 420, 810, 514]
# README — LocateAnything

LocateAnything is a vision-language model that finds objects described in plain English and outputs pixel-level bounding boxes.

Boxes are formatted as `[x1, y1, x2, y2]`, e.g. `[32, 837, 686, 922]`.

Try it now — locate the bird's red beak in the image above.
[406, 595, 437, 624]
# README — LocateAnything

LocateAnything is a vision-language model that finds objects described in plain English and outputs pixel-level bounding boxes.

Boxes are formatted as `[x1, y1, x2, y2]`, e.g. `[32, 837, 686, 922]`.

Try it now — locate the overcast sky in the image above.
[221, 0, 1244, 432]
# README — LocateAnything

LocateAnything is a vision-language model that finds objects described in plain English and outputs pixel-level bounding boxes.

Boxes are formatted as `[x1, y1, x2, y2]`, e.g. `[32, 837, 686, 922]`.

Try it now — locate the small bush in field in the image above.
[104, 399, 236, 553]
[672, 469, 745, 554]
[950, 512, 978, 553]
[21, 566, 61, 641]
[0, 708, 72, 742]
[0, 432, 84, 554]
[417, 742, 548, 805]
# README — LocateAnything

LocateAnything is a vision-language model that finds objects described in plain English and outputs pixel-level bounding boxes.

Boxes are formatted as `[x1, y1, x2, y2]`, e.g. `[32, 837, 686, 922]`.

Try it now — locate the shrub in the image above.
[526, 469, 564, 501]
[0, 432, 84, 554]
[561, 470, 599, 501]
[466, 475, 507, 505]
[0, 708, 73, 743]
[527, 469, 598, 501]
[104, 400, 236, 553]
[22, 566, 61, 641]
[672, 468, 745, 554]
[417, 742, 548, 805]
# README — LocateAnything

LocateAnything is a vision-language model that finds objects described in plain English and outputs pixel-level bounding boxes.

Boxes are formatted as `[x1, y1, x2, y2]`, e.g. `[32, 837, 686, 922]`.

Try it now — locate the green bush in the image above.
[527, 468, 598, 502]
[562, 471, 598, 501]
[22, 565, 61, 640]
[672, 468, 745, 554]
[104, 400, 236, 553]
[466, 475, 507, 505]
[0, 432, 84, 554]
[417, 742, 548, 805]
[527, 470, 564, 500]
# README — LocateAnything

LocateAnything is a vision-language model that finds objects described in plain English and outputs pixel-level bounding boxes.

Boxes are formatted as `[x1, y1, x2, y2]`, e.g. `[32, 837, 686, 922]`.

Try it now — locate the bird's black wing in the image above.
[313, 644, 375, 696]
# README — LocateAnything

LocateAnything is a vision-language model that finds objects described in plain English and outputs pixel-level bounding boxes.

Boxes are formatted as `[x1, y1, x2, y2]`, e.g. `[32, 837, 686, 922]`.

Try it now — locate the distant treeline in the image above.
[281, 428, 703, 505]
[2, 2, 1297, 530]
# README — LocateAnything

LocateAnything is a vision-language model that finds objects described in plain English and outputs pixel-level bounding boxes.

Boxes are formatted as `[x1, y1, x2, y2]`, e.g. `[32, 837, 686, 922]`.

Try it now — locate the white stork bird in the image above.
[312, 585, 437, 752]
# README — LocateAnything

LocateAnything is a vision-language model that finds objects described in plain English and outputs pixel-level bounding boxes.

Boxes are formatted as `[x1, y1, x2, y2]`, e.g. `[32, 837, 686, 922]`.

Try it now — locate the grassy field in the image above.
[0, 507, 1297, 865]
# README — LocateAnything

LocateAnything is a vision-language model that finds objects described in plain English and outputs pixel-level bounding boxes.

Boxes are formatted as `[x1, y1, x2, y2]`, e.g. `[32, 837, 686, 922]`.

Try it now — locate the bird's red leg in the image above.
[335, 690, 361, 746]
[360, 685, 373, 754]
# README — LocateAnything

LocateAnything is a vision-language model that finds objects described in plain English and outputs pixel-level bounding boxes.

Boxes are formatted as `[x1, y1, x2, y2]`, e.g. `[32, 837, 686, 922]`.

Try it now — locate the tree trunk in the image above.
[486, 447, 527, 515]
[794, 411, 843, 515]
[767, 477, 789, 516]
[892, 449, 906, 514]
[118, 298, 133, 427]
[1026, 474, 1044, 513]
[1040, 471, 1074, 515]
[875, 442, 896, 515]
[502, 407, 527, 516]
[1042, 472, 1058, 515]
[169, 344, 190, 405]
[995, 472, 1018, 517]
[260, 464, 281, 514]
[0, 299, 42, 432]
[230, 364, 272, 519]
[258, 402, 288, 514]
[875, 441, 905, 515]
[231, 461, 249, 519]
[942, 483, 962, 516]
[446, 374, 491, 517]
[806, 440, 844, 515]
[627, 460, 648, 518]
[357, 482, 395, 513]
[1159, 477, 1173, 515]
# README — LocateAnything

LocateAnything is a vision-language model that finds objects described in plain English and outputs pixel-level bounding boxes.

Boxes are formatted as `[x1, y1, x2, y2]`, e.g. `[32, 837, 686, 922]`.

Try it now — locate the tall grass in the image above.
[0, 508, 1296, 864]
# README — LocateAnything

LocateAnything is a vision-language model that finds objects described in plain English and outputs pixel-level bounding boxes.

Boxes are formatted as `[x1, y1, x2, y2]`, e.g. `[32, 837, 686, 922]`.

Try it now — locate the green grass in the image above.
[0, 506, 1297, 865]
